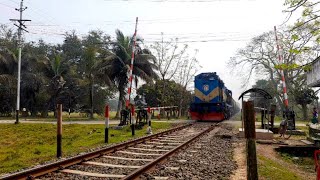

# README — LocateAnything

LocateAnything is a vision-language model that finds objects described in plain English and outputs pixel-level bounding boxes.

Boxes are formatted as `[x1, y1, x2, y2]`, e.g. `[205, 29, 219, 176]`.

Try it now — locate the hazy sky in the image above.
[0, 0, 294, 100]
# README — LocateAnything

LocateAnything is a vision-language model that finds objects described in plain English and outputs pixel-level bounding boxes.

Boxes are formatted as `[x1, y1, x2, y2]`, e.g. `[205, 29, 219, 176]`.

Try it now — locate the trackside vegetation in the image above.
[0, 122, 172, 174]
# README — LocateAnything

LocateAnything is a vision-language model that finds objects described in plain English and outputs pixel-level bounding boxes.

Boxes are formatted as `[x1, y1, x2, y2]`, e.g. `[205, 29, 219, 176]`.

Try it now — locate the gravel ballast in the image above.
[39, 123, 237, 179]
[140, 123, 238, 179]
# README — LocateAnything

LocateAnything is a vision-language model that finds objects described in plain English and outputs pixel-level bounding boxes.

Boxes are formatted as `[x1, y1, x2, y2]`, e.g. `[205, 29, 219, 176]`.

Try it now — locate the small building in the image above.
[307, 57, 320, 87]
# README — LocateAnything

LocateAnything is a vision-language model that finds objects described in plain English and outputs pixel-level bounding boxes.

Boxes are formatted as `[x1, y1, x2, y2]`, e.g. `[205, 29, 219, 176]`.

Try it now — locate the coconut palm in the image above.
[79, 30, 111, 119]
[96, 29, 158, 118]
[0, 47, 17, 115]
[0, 44, 46, 116]
[35, 53, 68, 117]
[0, 47, 17, 86]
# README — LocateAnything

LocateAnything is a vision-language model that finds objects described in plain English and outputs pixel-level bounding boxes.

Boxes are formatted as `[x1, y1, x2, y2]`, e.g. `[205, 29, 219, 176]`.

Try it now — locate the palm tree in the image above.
[0, 47, 17, 85]
[0, 44, 46, 117]
[0, 47, 17, 115]
[36, 53, 67, 117]
[80, 30, 111, 119]
[82, 46, 99, 119]
[96, 29, 158, 118]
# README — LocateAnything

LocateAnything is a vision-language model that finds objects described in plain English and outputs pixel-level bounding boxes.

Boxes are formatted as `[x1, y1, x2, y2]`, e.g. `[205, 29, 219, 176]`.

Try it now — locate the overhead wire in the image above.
[2, 0, 257, 44]
[103, 0, 238, 2]
[3, 0, 19, 4]
[0, 1, 16, 9]
[27, 29, 253, 43]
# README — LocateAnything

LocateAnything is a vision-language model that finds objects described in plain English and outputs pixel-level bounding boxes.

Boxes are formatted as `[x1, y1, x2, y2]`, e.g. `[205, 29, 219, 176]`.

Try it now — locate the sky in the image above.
[0, 0, 296, 101]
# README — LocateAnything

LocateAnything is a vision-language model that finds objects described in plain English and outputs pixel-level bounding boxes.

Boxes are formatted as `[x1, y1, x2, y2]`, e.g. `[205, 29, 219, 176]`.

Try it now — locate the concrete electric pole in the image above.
[9, 0, 31, 124]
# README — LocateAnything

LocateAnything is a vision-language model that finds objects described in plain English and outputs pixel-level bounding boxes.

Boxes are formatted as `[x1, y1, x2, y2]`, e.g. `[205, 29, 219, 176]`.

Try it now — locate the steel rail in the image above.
[123, 123, 219, 180]
[0, 123, 192, 180]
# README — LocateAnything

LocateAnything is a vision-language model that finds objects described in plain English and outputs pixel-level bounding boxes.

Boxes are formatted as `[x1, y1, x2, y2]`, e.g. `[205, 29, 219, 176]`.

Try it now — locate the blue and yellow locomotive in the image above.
[189, 72, 238, 121]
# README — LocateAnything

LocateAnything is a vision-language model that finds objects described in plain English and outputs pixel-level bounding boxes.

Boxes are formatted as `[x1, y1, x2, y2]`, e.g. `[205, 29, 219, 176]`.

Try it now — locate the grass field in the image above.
[0, 122, 172, 174]
[258, 155, 304, 180]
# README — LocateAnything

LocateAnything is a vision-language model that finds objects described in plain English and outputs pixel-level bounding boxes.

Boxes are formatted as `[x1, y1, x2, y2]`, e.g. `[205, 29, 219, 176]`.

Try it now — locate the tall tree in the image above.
[228, 27, 318, 110]
[176, 49, 200, 117]
[149, 36, 189, 108]
[293, 87, 318, 120]
[80, 30, 110, 119]
[136, 80, 192, 116]
[250, 79, 277, 108]
[62, 31, 83, 63]
[285, 0, 320, 39]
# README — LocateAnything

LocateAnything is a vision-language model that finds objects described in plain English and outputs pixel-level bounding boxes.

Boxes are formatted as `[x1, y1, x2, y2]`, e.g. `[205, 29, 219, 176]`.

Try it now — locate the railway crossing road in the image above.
[0, 119, 196, 124]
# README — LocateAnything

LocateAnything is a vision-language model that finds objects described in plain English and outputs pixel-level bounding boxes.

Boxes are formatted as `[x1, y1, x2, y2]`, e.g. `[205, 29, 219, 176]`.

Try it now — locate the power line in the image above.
[144, 39, 250, 43]
[28, 30, 252, 43]
[0, 2, 16, 9]
[4, 0, 19, 4]
[103, 0, 238, 2]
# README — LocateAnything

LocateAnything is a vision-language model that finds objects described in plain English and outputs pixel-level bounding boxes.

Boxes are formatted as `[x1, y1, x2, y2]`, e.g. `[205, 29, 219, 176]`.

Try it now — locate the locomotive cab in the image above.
[190, 72, 237, 121]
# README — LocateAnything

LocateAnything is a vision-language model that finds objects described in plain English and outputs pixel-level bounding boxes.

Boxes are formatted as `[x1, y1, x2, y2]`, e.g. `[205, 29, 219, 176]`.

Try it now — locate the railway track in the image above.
[1, 123, 220, 180]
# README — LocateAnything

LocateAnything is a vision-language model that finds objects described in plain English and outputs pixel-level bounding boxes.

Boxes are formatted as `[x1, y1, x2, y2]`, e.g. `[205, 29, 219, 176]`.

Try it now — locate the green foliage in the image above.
[293, 87, 318, 120]
[289, 48, 301, 54]
[251, 79, 277, 107]
[285, 0, 320, 45]
[294, 88, 318, 105]
[94, 29, 158, 117]
[280, 153, 314, 173]
[274, 63, 301, 70]
[291, 34, 299, 40]
[0, 25, 116, 117]
[136, 79, 192, 115]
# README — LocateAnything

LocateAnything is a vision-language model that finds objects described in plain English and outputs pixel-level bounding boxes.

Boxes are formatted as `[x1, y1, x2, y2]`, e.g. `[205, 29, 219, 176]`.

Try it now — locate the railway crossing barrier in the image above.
[147, 107, 152, 134]
[130, 104, 135, 136]
[57, 104, 62, 158]
[105, 105, 109, 143]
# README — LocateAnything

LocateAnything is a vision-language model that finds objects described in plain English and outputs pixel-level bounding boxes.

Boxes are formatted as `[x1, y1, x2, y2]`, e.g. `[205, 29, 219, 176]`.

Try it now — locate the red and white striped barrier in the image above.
[147, 106, 152, 134]
[142, 106, 178, 111]
[105, 105, 109, 128]
[104, 105, 109, 143]
[274, 26, 289, 108]
[126, 17, 139, 108]
[131, 105, 136, 125]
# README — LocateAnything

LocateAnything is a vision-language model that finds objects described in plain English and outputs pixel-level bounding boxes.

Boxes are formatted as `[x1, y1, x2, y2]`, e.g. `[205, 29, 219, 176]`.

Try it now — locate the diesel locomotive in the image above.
[189, 72, 239, 121]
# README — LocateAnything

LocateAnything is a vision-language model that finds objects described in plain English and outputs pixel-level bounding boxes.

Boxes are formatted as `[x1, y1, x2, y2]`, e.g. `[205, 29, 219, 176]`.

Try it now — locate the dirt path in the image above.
[230, 140, 247, 180]
[230, 140, 315, 180]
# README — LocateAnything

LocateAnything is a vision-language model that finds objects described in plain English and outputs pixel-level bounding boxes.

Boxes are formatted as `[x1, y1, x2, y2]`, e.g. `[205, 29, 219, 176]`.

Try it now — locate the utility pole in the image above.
[10, 0, 31, 124]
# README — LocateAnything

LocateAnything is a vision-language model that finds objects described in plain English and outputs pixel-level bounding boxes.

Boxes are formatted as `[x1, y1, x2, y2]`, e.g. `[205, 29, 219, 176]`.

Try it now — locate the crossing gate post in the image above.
[105, 105, 109, 143]
[57, 104, 62, 158]
[131, 105, 135, 136]
[147, 107, 152, 134]
[243, 101, 258, 180]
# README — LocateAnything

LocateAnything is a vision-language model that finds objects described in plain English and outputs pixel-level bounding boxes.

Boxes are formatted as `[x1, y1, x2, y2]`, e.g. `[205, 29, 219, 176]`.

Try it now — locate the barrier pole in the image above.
[126, 17, 139, 108]
[105, 105, 109, 143]
[131, 105, 135, 136]
[147, 107, 152, 134]
[57, 104, 62, 158]
[274, 26, 289, 108]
